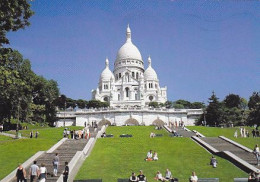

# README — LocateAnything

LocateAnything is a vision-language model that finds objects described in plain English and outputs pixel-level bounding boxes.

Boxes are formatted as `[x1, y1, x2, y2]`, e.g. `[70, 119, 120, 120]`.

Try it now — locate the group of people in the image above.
[154, 169, 178, 181]
[169, 120, 185, 129]
[129, 170, 147, 182]
[234, 127, 260, 138]
[16, 153, 69, 182]
[145, 150, 158, 161]
[63, 127, 90, 140]
[252, 129, 260, 138]
[129, 170, 198, 182]
[253, 144, 259, 166]
[29, 131, 39, 138]
[248, 171, 260, 182]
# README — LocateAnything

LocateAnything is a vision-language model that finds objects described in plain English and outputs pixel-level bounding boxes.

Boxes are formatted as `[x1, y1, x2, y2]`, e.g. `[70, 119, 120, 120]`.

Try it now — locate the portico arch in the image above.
[152, 118, 165, 126]
[98, 119, 112, 126]
[125, 118, 139, 126]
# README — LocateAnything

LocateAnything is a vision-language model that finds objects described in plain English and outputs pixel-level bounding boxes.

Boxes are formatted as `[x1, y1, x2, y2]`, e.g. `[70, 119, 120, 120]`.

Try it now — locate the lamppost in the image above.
[63, 101, 66, 127]
[16, 98, 21, 138]
[203, 110, 207, 126]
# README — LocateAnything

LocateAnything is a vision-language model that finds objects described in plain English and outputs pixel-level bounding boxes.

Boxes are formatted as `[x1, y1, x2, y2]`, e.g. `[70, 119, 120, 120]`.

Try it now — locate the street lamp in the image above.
[16, 98, 21, 138]
[63, 101, 66, 127]
[203, 110, 207, 126]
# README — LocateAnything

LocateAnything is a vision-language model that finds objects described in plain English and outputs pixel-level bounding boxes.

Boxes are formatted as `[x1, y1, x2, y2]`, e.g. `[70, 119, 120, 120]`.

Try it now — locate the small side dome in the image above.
[100, 58, 114, 81]
[144, 56, 158, 80]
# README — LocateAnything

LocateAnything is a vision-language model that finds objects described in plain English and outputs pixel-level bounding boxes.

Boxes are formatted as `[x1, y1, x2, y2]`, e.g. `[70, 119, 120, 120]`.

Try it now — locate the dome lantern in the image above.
[126, 24, 131, 42]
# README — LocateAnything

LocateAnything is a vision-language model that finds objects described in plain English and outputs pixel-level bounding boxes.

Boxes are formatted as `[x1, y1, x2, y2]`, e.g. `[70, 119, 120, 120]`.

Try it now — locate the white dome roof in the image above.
[116, 42, 142, 61]
[116, 25, 142, 62]
[100, 58, 114, 81]
[144, 56, 158, 80]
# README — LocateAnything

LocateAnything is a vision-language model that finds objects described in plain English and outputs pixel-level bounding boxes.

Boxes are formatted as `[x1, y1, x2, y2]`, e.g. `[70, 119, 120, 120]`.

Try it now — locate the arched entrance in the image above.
[152, 118, 165, 126]
[98, 119, 112, 126]
[125, 118, 139, 126]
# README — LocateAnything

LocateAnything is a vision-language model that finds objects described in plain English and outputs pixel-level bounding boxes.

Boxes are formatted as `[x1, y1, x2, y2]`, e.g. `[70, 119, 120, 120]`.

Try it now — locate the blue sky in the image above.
[7, 0, 259, 103]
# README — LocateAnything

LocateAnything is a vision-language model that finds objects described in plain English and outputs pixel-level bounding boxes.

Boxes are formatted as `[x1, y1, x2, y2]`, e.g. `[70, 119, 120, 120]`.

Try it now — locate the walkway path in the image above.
[200, 137, 259, 169]
[175, 127, 196, 137]
[9, 127, 100, 182]
[0, 132, 27, 139]
[164, 125, 196, 137]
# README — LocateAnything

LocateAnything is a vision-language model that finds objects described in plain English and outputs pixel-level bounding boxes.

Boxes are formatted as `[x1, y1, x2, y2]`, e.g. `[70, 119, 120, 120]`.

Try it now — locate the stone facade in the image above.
[56, 108, 203, 127]
[92, 25, 167, 107]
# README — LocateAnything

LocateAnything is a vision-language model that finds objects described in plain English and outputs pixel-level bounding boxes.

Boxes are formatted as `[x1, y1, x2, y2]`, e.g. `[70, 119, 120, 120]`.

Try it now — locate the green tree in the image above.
[66, 98, 77, 109]
[191, 102, 205, 109]
[0, 0, 34, 46]
[76, 99, 88, 109]
[87, 100, 109, 109]
[224, 94, 241, 108]
[173, 99, 191, 109]
[205, 92, 223, 126]
[164, 101, 173, 108]
[149, 102, 159, 108]
[247, 92, 260, 126]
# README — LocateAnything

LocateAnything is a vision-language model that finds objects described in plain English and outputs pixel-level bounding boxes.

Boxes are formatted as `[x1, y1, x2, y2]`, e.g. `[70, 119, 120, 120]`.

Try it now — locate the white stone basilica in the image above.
[56, 25, 203, 127]
[92, 25, 167, 107]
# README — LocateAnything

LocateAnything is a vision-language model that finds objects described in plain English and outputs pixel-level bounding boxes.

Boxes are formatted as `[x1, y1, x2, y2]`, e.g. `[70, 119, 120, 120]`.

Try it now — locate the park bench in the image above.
[198, 178, 219, 182]
[105, 134, 114, 137]
[117, 179, 129, 182]
[120, 134, 133, 138]
[155, 134, 163, 137]
[234, 178, 249, 182]
[169, 133, 182, 137]
[118, 179, 148, 182]
[74, 179, 102, 182]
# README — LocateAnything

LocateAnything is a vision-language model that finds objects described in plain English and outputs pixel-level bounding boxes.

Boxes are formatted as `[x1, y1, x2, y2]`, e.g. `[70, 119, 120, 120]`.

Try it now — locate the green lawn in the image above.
[0, 126, 83, 180]
[0, 135, 13, 141]
[76, 126, 246, 182]
[187, 126, 260, 149]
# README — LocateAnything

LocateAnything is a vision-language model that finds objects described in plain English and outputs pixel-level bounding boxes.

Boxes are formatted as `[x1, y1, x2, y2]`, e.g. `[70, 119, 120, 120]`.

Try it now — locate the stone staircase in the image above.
[175, 127, 196, 137]
[10, 126, 101, 182]
[200, 137, 259, 169]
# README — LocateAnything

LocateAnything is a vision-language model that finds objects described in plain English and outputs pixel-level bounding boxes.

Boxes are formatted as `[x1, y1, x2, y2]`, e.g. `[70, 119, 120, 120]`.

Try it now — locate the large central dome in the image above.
[116, 41, 142, 61]
[115, 25, 143, 62]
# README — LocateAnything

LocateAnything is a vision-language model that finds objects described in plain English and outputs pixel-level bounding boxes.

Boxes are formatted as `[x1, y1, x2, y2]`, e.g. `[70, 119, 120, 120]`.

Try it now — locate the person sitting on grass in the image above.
[150, 132, 156, 138]
[210, 156, 217, 168]
[155, 171, 167, 181]
[165, 169, 179, 182]
[129, 172, 138, 182]
[146, 150, 153, 161]
[137, 170, 146, 182]
[189, 171, 198, 182]
[153, 151, 158, 161]
[165, 169, 172, 180]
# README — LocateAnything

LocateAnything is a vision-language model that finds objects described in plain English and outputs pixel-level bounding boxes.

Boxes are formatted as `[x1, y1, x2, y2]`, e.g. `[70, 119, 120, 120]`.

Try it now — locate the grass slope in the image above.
[0, 126, 83, 180]
[76, 126, 246, 182]
[187, 126, 260, 149]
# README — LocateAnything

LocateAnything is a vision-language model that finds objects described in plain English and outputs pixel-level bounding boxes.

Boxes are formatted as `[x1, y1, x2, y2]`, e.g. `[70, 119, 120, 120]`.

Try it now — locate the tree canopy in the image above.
[0, 0, 34, 46]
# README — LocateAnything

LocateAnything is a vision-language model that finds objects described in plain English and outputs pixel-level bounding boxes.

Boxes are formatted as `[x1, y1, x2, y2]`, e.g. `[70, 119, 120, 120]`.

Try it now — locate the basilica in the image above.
[56, 25, 203, 127]
[92, 25, 167, 107]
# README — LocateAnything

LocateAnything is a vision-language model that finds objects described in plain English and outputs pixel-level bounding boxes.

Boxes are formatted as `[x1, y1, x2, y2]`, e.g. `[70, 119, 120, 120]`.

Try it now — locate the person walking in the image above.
[35, 131, 39, 138]
[16, 164, 26, 182]
[63, 162, 69, 182]
[53, 153, 59, 176]
[29, 161, 39, 182]
[234, 130, 238, 138]
[30, 131, 33, 138]
[39, 163, 47, 182]
[253, 144, 259, 166]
